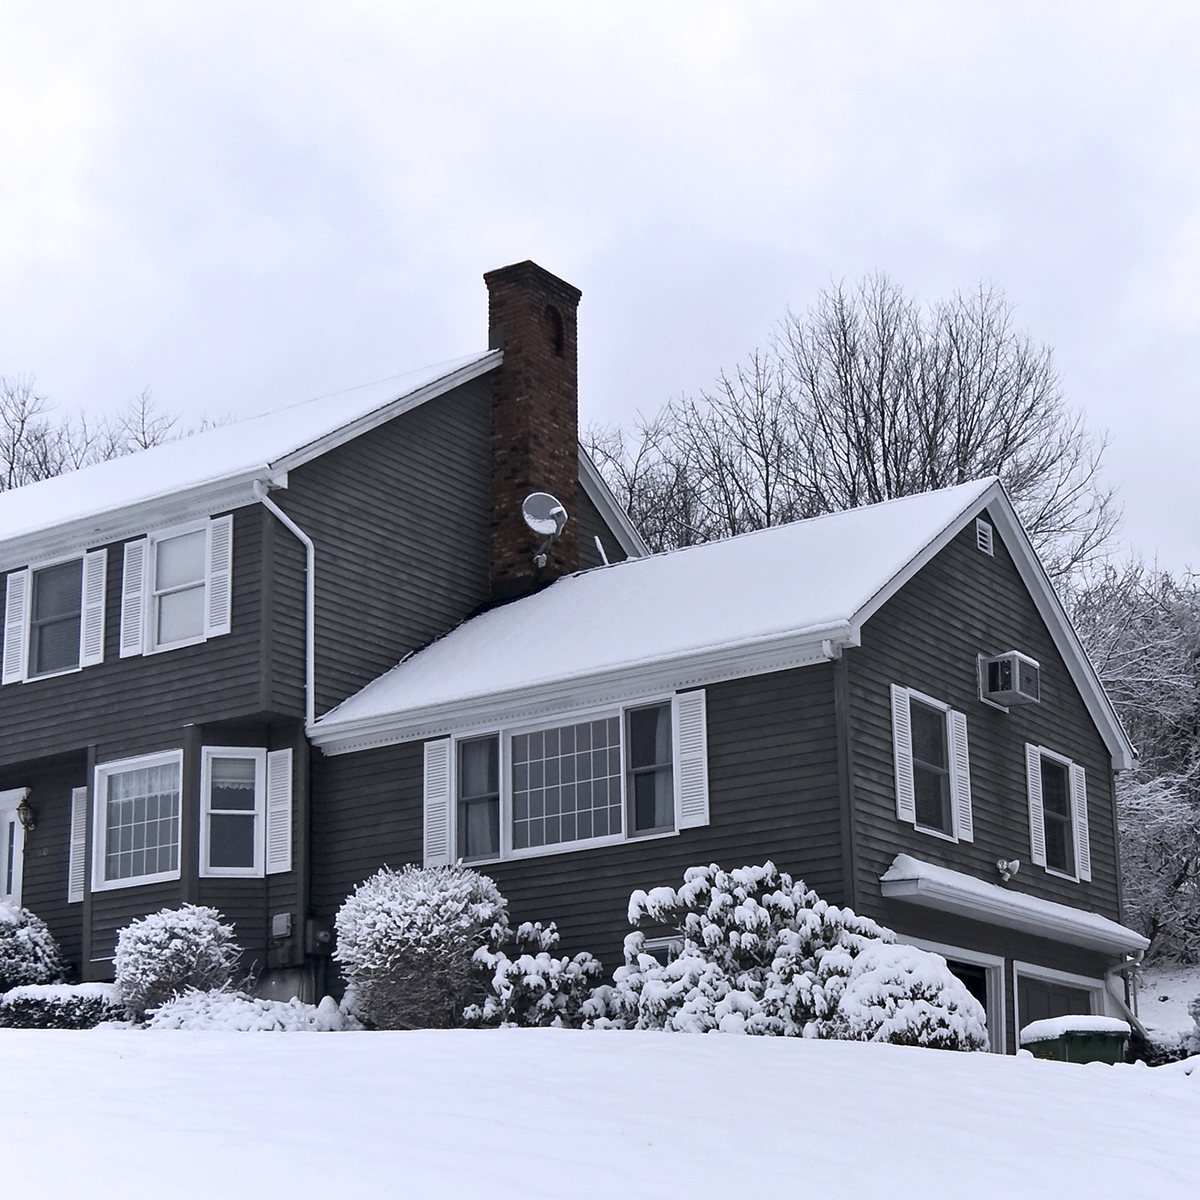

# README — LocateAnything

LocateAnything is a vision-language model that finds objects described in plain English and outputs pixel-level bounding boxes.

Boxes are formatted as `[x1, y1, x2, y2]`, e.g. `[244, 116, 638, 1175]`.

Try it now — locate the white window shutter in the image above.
[891, 685, 916, 823]
[265, 748, 293, 875]
[948, 709, 973, 842]
[79, 549, 107, 667]
[673, 689, 710, 829]
[423, 739, 453, 867]
[119, 539, 148, 657]
[206, 514, 234, 637]
[1071, 763, 1091, 882]
[2, 569, 30, 684]
[1026, 743, 1047, 867]
[68, 786, 88, 903]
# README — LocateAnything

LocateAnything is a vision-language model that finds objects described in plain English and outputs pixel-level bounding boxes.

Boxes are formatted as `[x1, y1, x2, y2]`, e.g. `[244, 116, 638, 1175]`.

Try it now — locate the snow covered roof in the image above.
[0, 352, 500, 572]
[881, 854, 1150, 956]
[310, 477, 1117, 764]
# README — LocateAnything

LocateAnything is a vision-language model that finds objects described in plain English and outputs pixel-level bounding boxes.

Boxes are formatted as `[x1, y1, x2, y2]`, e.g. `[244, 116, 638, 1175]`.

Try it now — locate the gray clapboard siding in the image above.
[268, 378, 494, 718]
[845, 510, 1121, 925]
[575, 484, 629, 569]
[309, 663, 843, 973]
[89, 880, 181, 968]
[0, 506, 267, 769]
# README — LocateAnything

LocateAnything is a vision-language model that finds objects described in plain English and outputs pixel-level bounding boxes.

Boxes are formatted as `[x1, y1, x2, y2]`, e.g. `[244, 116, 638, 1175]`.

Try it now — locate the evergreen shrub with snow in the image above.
[466, 921, 604, 1028]
[0, 983, 123, 1029]
[145, 989, 358, 1031]
[0, 900, 69, 991]
[114, 904, 243, 1019]
[335, 864, 507, 1029]
[585, 862, 988, 1049]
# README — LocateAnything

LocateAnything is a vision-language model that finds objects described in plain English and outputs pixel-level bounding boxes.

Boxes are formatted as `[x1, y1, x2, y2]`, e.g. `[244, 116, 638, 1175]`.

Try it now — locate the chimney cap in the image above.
[483, 260, 582, 305]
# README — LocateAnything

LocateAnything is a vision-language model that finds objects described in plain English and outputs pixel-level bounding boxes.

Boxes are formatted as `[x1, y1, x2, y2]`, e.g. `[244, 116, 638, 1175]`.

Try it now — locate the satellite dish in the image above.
[522, 492, 568, 538]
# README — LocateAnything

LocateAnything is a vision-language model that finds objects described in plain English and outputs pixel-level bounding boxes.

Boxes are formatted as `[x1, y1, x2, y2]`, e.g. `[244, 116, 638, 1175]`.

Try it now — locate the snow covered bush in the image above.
[588, 862, 987, 1049]
[145, 989, 358, 1031]
[0, 900, 69, 991]
[335, 864, 507, 1029]
[114, 905, 243, 1019]
[0, 983, 122, 1029]
[466, 921, 604, 1027]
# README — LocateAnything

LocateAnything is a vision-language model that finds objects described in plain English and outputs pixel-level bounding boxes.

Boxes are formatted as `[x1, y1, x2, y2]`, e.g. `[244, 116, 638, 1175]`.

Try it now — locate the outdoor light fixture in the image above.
[15, 793, 35, 832]
[997, 858, 1020, 883]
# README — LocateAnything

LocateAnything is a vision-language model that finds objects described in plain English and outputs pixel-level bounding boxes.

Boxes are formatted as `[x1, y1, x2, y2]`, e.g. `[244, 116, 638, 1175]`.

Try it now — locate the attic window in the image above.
[545, 305, 564, 357]
[975, 519, 994, 556]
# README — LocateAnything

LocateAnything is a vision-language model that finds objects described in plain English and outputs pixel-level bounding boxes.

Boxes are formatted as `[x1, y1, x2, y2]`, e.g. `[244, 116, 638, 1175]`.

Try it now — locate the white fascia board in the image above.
[577, 449, 650, 559]
[269, 351, 501, 476]
[310, 621, 853, 753]
[880, 857, 1149, 956]
[0, 468, 283, 573]
[847, 478, 1135, 772]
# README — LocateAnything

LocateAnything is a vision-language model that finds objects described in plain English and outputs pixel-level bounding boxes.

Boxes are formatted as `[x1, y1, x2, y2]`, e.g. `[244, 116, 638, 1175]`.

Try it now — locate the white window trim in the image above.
[903, 936, 1006, 1054]
[3, 549, 106, 684]
[199, 746, 267, 878]
[445, 694, 693, 866]
[91, 749, 184, 893]
[145, 518, 214, 655]
[893, 686, 973, 844]
[1027, 744, 1090, 883]
[1012, 960, 1109, 1038]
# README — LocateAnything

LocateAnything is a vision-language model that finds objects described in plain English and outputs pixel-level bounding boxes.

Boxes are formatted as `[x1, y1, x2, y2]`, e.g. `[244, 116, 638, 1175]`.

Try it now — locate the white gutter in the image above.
[254, 481, 316, 729]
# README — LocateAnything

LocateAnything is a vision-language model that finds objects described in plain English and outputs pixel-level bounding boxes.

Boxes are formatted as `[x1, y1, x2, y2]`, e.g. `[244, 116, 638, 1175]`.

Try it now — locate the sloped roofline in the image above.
[846, 479, 1134, 771]
[310, 479, 1134, 772]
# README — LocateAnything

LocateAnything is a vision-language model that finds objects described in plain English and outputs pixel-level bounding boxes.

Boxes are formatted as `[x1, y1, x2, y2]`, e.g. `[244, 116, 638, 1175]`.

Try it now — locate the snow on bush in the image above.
[114, 905, 243, 1019]
[586, 862, 988, 1050]
[465, 921, 604, 1028]
[335, 864, 507, 1029]
[0, 982, 122, 1029]
[0, 900, 69, 991]
[145, 990, 358, 1031]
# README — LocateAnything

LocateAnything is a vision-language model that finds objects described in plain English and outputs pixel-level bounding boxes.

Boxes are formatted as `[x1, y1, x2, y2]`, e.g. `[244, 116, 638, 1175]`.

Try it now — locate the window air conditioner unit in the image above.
[981, 651, 1040, 706]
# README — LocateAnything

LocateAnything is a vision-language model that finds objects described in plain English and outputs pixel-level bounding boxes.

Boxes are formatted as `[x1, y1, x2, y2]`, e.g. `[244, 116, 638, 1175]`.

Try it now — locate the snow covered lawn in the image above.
[4, 1027, 1197, 1199]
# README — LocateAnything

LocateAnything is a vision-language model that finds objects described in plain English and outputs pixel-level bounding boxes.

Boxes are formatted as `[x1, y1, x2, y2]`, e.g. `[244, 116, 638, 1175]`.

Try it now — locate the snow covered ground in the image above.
[1139, 961, 1200, 1042]
[3, 1027, 1198, 1199]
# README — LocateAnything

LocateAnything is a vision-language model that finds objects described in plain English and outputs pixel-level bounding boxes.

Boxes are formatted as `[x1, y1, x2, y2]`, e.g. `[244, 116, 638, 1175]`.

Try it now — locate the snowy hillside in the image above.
[3, 1027, 1198, 1199]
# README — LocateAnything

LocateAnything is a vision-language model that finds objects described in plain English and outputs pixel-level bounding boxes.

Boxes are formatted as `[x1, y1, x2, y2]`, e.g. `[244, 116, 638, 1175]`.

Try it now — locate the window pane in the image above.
[914, 763, 952, 834]
[633, 767, 673, 831]
[105, 761, 180, 881]
[210, 757, 257, 811]
[156, 531, 206, 590]
[460, 797, 499, 859]
[910, 702, 946, 770]
[512, 717, 622, 849]
[209, 813, 255, 868]
[33, 560, 83, 620]
[31, 560, 82, 674]
[34, 616, 82, 674]
[158, 585, 205, 644]
[628, 704, 671, 769]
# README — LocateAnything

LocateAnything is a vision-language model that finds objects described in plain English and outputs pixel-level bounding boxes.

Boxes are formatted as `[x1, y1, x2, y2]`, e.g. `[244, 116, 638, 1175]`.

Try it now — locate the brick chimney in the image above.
[485, 260, 582, 602]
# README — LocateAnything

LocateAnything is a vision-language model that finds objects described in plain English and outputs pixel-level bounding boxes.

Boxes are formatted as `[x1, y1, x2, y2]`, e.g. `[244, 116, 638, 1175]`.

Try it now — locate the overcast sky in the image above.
[2, 2, 1197, 570]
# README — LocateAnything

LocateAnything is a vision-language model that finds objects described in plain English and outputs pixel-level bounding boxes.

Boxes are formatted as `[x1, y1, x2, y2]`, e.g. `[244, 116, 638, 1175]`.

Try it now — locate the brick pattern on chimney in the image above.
[485, 261, 582, 602]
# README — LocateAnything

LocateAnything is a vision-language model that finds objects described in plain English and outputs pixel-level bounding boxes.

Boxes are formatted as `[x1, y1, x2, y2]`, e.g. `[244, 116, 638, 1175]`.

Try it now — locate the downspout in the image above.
[253, 481, 315, 729]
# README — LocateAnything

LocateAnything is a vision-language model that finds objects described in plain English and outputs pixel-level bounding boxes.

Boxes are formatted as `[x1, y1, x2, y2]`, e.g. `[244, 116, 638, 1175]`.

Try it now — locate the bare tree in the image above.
[0, 377, 178, 490]
[1070, 562, 1200, 961]
[588, 276, 1117, 578]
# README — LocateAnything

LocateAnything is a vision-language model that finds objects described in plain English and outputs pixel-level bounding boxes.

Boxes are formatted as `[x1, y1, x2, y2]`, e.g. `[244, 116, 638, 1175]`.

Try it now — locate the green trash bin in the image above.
[1020, 1016, 1130, 1064]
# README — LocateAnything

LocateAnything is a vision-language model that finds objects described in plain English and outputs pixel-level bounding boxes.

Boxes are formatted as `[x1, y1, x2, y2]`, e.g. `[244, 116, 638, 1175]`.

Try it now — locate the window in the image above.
[2, 549, 107, 685]
[1025, 745, 1091, 881]
[201, 747, 266, 877]
[92, 751, 182, 891]
[458, 736, 499, 860]
[423, 691, 709, 866]
[120, 515, 233, 657]
[891, 685, 973, 842]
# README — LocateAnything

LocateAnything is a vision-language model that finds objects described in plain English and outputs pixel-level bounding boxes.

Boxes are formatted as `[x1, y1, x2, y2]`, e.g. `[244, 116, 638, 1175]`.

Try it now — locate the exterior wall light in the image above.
[16, 793, 35, 832]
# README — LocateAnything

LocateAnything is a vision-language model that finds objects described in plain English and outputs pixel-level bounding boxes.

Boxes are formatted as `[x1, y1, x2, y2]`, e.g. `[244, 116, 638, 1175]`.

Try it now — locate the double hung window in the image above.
[1025, 745, 1091, 881]
[201, 748, 266, 877]
[92, 751, 183, 891]
[120, 515, 233, 657]
[425, 691, 708, 866]
[2, 549, 107, 684]
[891, 684, 973, 842]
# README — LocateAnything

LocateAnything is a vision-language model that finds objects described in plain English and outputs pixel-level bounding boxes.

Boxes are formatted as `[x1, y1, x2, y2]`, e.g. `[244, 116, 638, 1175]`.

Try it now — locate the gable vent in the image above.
[975, 518, 994, 556]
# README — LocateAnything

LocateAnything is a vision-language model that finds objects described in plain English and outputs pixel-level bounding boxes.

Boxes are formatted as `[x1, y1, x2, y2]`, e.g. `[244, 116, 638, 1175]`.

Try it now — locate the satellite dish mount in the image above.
[522, 492, 569, 569]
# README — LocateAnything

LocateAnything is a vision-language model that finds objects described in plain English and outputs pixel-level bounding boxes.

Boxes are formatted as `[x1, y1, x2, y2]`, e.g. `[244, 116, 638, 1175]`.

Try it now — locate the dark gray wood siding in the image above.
[310, 663, 842, 975]
[269, 377, 495, 718]
[575, 484, 630, 570]
[844, 509, 1122, 924]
